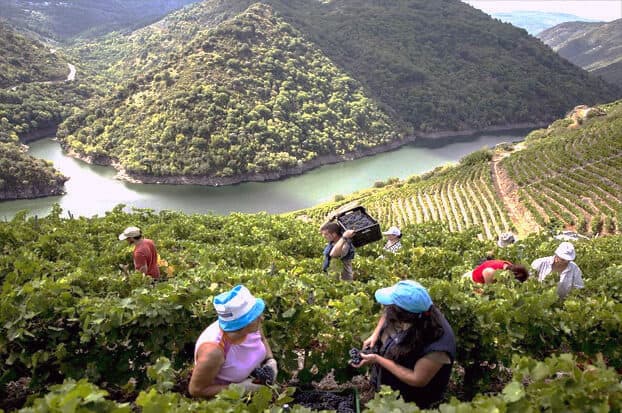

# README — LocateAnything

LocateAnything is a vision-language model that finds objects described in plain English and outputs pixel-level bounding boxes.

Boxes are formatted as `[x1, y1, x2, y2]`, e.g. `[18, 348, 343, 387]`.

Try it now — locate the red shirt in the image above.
[133, 239, 160, 279]
[472, 260, 510, 284]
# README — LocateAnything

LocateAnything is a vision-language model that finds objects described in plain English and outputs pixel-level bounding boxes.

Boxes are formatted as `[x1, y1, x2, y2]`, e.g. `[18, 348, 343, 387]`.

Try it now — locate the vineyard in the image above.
[501, 101, 622, 234]
[1, 206, 621, 411]
[302, 151, 513, 240]
[299, 100, 622, 240]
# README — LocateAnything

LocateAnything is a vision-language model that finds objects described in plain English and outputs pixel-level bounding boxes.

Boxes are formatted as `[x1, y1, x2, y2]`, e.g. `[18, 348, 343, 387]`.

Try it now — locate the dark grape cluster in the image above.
[349, 347, 375, 365]
[293, 390, 355, 413]
[349, 348, 363, 365]
[338, 211, 375, 231]
[251, 365, 275, 385]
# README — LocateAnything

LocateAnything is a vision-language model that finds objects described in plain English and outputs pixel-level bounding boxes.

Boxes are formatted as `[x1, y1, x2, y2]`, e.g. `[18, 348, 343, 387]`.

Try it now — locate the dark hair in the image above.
[320, 222, 343, 236]
[508, 264, 529, 282]
[382, 304, 445, 359]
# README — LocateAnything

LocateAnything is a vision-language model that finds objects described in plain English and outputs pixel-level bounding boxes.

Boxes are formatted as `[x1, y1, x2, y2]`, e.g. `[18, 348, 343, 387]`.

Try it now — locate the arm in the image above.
[355, 352, 445, 387]
[531, 258, 546, 282]
[330, 230, 355, 258]
[557, 266, 584, 298]
[363, 312, 386, 350]
[133, 252, 149, 274]
[482, 268, 496, 284]
[188, 344, 228, 398]
[261, 330, 274, 360]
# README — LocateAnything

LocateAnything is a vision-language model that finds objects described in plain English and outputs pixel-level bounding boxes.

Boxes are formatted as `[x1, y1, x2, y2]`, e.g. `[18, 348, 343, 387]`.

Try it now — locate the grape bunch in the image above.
[293, 390, 355, 412]
[349, 348, 363, 365]
[251, 365, 275, 385]
[338, 211, 374, 231]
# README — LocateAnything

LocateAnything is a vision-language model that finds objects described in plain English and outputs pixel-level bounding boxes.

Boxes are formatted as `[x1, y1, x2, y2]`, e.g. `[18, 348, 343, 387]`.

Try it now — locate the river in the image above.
[0, 130, 529, 219]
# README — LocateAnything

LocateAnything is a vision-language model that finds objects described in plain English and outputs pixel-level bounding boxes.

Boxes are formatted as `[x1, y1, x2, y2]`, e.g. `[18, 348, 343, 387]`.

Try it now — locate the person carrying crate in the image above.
[320, 222, 356, 281]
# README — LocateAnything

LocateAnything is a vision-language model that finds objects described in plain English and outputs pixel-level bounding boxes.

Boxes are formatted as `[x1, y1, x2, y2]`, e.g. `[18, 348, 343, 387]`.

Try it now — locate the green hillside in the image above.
[0, 0, 201, 41]
[57, 0, 621, 183]
[265, 0, 619, 131]
[0, 24, 82, 200]
[58, 4, 398, 180]
[0, 206, 621, 411]
[0, 142, 67, 200]
[298, 100, 622, 239]
[0, 23, 67, 87]
[538, 19, 622, 86]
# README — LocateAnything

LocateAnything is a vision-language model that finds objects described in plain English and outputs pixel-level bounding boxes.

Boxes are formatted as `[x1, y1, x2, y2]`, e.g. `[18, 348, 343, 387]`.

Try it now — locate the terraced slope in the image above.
[500, 100, 622, 234]
[299, 100, 622, 239]
[300, 150, 512, 240]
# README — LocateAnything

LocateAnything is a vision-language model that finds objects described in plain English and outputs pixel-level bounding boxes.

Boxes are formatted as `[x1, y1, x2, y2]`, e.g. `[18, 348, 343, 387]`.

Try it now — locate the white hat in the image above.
[213, 285, 265, 332]
[555, 242, 576, 261]
[382, 226, 401, 237]
[118, 226, 141, 240]
[497, 232, 516, 247]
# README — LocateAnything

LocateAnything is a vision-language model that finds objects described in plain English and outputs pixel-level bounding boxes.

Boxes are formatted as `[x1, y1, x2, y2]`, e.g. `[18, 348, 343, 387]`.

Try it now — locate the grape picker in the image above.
[353, 280, 456, 409]
[188, 285, 278, 398]
[320, 222, 356, 281]
[118, 226, 160, 279]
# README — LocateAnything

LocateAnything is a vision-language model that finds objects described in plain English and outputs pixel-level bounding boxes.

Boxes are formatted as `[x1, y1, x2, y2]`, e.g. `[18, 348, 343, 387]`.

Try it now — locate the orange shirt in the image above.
[133, 239, 160, 279]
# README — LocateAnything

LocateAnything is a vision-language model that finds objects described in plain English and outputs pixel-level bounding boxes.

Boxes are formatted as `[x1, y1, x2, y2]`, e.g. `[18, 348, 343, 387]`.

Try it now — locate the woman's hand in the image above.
[351, 353, 379, 368]
[362, 333, 378, 351]
[342, 229, 356, 239]
[238, 378, 263, 393]
[263, 358, 278, 379]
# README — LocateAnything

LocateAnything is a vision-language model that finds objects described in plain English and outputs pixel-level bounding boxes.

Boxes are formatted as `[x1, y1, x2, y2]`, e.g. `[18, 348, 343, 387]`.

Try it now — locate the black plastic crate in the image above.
[290, 388, 360, 413]
[336, 206, 382, 247]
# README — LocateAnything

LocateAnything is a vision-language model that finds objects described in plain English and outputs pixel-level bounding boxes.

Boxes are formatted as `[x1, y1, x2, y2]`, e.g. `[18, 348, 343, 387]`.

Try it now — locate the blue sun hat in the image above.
[374, 280, 433, 313]
[213, 285, 265, 332]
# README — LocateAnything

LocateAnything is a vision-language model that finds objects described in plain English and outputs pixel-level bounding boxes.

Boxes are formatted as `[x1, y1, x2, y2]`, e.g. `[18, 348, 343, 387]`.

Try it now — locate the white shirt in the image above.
[531, 256, 584, 298]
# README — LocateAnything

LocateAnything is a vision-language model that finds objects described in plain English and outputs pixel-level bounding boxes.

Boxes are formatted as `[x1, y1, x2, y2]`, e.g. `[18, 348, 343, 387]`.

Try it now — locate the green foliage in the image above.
[18, 379, 130, 413]
[59, 4, 398, 179]
[0, 142, 67, 200]
[0, 0, 201, 41]
[459, 148, 493, 166]
[502, 100, 622, 233]
[266, 0, 620, 131]
[0, 207, 620, 411]
[0, 23, 67, 88]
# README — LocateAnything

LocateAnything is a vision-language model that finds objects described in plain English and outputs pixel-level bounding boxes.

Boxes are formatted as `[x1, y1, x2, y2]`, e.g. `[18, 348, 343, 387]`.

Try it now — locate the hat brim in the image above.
[374, 286, 396, 305]
[219, 298, 265, 332]
[556, 253, 575, 261]
[118, 234, 128, 240]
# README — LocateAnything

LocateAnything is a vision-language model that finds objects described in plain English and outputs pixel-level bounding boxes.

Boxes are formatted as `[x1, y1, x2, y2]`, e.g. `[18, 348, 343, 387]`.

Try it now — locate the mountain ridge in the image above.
[538, 19, 622, 86]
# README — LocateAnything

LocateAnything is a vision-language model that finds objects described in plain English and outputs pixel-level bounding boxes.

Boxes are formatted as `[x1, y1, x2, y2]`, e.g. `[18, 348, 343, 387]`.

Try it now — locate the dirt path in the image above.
[66, 63, 76, 81]
[6, 62, 76, 90]
[490, 151, 541, 237]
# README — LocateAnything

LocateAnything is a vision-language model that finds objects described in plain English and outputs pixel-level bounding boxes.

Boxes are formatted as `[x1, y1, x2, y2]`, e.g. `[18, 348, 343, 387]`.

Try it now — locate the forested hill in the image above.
[0, 23, 71, 200]
[0, 0, 201, 41]
[58, 4, 398, 180]
[263, 0, 619, 131]
[0, 142, 67, 201]
[0, 23, 67, 87]
[539, 19, 622, 86]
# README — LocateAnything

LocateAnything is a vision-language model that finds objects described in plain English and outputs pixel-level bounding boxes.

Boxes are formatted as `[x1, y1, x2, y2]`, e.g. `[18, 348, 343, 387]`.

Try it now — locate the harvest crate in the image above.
[336, 206, 382, 247]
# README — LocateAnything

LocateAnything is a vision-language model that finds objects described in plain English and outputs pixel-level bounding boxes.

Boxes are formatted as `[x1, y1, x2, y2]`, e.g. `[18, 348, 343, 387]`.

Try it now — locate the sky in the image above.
[462, 1, 622, 21]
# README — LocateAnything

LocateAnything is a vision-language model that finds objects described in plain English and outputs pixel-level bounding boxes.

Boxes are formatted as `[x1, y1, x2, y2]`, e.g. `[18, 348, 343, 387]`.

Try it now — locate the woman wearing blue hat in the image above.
[188, 285, 278, 398]
[353, 280, 456, 408]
